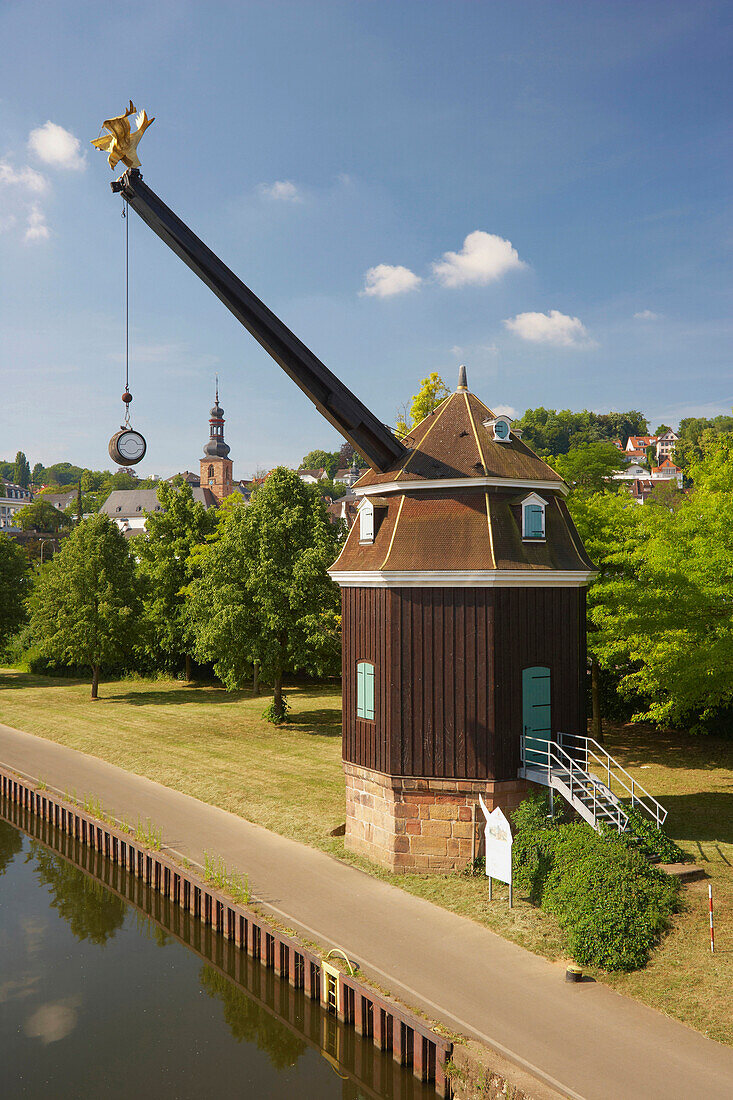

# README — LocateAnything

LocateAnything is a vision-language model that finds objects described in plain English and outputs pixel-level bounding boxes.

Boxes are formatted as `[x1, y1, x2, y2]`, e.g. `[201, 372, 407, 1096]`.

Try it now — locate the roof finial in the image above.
[456, 364, 468, 392]
[215, 373, 219, 403]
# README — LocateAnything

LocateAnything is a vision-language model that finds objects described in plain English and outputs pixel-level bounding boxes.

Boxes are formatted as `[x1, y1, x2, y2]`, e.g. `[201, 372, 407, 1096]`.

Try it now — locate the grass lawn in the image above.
[1, 669, 731, 1044]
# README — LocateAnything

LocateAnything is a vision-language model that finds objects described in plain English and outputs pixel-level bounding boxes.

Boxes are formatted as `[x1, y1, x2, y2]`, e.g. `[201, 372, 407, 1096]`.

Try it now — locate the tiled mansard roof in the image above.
[331, 386, 594, 575]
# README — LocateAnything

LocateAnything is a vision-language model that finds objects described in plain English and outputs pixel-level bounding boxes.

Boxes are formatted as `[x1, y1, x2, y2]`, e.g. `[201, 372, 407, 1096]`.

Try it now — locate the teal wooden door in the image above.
[522, 666, 552, 766]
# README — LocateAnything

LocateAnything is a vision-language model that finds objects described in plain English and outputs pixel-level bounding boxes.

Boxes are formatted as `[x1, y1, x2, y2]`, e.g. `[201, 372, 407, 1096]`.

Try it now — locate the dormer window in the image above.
[484, 415, 513, 443]
[521, 493, 547, 540]
[359, 499, 374, 543]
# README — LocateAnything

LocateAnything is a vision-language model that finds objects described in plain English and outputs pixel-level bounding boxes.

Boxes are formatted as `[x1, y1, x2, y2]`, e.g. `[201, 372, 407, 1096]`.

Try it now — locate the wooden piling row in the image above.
[0, 766, 451, 1096]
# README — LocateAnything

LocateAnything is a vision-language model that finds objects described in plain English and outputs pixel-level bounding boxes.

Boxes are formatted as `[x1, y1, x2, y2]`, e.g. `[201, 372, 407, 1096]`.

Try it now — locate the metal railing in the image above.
[521, 734, 629, 833]
[556, 732, 667, 829]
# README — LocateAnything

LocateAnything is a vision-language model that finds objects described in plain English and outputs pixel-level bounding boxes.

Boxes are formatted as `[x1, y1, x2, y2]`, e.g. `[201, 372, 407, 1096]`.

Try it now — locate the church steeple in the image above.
[200, 379, 234, 503]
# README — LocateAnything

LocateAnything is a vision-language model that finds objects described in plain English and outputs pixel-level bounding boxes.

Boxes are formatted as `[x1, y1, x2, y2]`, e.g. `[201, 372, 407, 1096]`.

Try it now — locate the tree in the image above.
[136, 481, 216, 679]
[31, 843, 125, 944]
[395, 372, 450, 436]
[0, 533, 30, 649]
[299, 449, 340, 477]
[28, 514, 140, 698]
[338, 441, 363, 468]
[13, 451, 31, 488]
[567, 490, 647, 739]
[653, 424, 672, 437]
[188, 468, 342, 721]
[581, 434, 733, 733]
[42, 461, 85, 486]
[31, 462, 46, 486]
[200, 966, 307, 1068]
[673, 414, 733, 473]
[552, 442, 627, 493]
[514, 408, 648, 457]
[14, 501, 71, 533]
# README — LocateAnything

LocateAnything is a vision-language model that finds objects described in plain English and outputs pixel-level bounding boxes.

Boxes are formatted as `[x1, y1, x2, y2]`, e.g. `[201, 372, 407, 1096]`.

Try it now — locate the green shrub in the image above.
[511, 795, 680, 971]
[620, 804, 690, 863]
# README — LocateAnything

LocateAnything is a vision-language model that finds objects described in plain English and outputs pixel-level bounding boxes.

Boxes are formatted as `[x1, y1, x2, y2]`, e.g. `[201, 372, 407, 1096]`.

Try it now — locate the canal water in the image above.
[0, 802, 435, 1099]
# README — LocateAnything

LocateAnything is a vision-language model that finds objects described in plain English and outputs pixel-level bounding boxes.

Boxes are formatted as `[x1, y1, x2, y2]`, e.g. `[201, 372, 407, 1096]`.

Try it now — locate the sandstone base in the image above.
[344, 763, 536, 873]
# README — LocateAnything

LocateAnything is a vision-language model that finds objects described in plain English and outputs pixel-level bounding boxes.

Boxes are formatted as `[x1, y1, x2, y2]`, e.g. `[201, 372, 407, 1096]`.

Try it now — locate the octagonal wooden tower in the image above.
[329, 370, 595, 872]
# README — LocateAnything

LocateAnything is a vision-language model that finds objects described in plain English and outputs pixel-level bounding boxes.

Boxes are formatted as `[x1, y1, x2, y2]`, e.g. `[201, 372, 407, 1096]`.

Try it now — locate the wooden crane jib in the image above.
[111, 169, 406, 473]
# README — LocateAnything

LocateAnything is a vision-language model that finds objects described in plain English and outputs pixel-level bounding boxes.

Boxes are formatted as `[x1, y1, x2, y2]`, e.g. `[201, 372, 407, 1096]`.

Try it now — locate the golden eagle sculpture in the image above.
[91, 101, 155, 170]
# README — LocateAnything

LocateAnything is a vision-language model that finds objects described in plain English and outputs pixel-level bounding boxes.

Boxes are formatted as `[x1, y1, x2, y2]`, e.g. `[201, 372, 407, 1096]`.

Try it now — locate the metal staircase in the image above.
[519, 732, 667, 834]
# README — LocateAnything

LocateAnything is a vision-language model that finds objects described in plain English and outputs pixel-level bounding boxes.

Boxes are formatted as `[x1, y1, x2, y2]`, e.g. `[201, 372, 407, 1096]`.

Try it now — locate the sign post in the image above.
[478, 795, 513, 908]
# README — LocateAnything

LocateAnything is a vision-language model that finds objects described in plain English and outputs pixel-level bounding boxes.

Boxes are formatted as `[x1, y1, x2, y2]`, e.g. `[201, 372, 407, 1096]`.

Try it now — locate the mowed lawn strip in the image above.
[1, 671, 731, 1044]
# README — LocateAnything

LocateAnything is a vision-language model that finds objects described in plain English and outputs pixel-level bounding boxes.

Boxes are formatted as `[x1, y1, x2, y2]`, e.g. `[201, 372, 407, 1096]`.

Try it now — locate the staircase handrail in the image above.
[557, 732, 667, 829]
[521, 734, 628, 833]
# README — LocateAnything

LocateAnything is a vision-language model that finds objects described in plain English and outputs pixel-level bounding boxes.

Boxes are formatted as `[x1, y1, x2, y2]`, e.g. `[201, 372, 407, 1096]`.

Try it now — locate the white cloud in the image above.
[0, 161, 48, 194]
[361, 264, 422, 298]
[25, 204, 50, 242]
[492, 404, 517, 418]
[634, 309, 660, 321]
[432, 230, 526, 288]
[259, 179, 302, 202]
[28, 121, 85, 171]
[504, 309, 591, 347]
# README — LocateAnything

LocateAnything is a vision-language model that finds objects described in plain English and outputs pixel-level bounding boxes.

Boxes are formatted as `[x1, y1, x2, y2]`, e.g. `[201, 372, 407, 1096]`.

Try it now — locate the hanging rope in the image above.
[122, 199, 131, 427]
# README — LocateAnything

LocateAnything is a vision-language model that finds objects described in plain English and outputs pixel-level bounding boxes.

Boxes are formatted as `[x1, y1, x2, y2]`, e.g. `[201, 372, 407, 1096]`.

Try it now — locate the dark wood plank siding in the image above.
[341, 588, 392, 773]
[492, 587, 586, 780]
[342, 585, 586, 782]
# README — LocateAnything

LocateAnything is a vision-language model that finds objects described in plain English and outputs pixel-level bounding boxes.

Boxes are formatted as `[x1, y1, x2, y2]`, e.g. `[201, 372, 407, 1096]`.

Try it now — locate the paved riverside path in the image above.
[1, 723, 731, 1100]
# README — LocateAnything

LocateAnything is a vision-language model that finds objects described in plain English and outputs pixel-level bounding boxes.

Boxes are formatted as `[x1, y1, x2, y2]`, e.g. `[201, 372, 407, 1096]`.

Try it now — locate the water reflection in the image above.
[30, 841, 126, 944]
[201, 965, 308, 1070]
[0, 817, 22, 875]
[1, 799, 435, 1100]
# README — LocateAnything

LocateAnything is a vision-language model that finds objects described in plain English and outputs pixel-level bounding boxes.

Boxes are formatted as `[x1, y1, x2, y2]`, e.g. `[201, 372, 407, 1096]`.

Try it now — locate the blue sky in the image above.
[0, 0, 730, 479]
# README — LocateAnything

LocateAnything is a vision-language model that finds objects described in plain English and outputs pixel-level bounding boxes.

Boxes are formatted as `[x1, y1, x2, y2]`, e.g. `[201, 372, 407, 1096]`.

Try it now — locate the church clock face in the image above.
[109, 429, 147, 466]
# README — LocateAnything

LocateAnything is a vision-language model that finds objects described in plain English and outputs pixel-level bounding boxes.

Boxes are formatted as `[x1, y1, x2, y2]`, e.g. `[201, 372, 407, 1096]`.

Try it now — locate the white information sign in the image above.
[478, 796, 513, 885]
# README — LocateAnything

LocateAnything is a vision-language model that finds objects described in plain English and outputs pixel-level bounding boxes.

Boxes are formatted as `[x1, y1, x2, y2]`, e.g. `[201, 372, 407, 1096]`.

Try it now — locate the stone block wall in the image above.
[344, 763, 535, 873]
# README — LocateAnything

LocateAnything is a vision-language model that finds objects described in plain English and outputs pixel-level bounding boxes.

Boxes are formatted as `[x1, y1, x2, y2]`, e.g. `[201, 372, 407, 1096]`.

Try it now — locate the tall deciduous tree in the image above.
[395, 372, 450, 436]
[188, 468, 342, 721]
[0, 533, 30, 649]
[552, 442, 628, 493]
[13, 501, 71, 533]
[576, 434, 733, 733]
[28, 514, 140, 698]
[13, 451, 31, 488]
[514, 408, 648, 457]
[299, 449, 340, 477]
[136, 480, 216, 680]
[567, 489, 647, 739]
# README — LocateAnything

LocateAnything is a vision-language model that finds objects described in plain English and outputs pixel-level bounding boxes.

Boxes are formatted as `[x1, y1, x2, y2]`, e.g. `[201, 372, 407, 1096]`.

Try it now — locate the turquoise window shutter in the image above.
[364, 663, 375, 720]
[525, 504, 544, 537]
[357, 663, 365, 718]
[356, 661, 375, 720]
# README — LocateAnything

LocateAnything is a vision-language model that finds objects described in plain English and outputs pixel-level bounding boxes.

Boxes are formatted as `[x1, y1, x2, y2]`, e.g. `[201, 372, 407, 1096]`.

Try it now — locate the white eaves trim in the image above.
[354, 476, 569, 497]
[328, 569, 596, 588]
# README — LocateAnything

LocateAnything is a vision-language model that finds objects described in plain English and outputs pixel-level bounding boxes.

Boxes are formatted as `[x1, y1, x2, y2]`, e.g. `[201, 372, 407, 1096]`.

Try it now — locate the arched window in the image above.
[208, 465, 214, 480]
[356, 661, 375, 720]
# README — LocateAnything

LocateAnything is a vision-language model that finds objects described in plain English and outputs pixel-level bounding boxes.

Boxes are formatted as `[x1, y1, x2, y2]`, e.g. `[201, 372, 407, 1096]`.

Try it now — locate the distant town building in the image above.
[36, 490, 76, 512]
[613, 462, 650, 481]
[651, 457, 683, 488]
[334, 466, 367, 487]
[328, 489, 359, 527]
[655, 430, 678, 462]
[100, 487, 218, 537]
[0, 479, 32, 530]
[200, 384, 234, 504]
[167, 470, 201, 487]
[298, 468, 329, 484]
